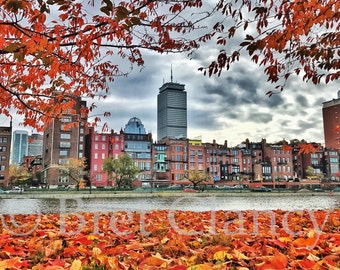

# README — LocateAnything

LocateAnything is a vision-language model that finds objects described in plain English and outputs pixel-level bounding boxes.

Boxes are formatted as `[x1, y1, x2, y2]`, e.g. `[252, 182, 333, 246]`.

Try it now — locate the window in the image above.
[101, 153, 105, 159]
[102, 135, 106, 140]
[0, 165, 5, 171]
[0, 137, 7, 143]
[176, 163, 181, 170]
[96, 174, 102, 181]
[80, 128, 84, 134]
[79, 144, 83, 151]
[79, 136, 83, 142]
[102, 144, 106, 150]
[0, 156, 5, 161]
[60, 150, 68, 156]
[330, 157, 338, 163]
[60, 142, 71, 148]
[79, 153, 83, 158]
[94, 164, 98, 171]
[62, 116, 72, 122]
[59, 176, 68, 183]
[59, 159, 69, 165]
[60, 133, 71, 139]
[95, 144, 98, 150]
[94, 153, 98, 159]
[0, 174, 4, 180]
[0, 146, 7, 152]
[176, 146, 181, 152]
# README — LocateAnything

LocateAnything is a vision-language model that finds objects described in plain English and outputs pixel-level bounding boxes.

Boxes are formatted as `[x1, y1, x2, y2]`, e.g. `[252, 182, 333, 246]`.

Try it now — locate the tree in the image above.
[8, 164, 31, 186]
[0, 0, 337, 131]
[103, 153, 139, 188]
[0, 0, 203, 130]
[58, 157, 87, 188]
[187, 169, 210, 189]
[199, 0, 339, 92]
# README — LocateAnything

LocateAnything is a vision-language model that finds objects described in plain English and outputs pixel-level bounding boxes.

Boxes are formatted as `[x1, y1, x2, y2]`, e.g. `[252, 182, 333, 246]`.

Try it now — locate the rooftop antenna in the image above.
[170, 64, 173, 83]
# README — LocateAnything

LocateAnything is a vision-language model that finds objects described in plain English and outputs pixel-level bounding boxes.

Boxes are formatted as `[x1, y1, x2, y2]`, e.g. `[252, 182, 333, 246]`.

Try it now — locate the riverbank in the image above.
[0, 189, 338, 199]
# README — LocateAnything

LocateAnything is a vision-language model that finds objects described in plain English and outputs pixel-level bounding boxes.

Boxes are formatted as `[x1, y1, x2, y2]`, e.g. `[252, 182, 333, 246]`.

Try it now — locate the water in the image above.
[1, 194, 340, 214]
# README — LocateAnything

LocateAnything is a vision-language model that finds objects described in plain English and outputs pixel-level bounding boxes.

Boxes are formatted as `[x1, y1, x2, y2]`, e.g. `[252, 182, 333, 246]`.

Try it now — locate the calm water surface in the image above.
[1, 194, 340, 214]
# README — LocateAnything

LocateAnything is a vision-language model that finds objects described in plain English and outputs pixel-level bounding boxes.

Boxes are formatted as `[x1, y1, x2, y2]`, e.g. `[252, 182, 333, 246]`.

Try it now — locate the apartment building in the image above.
[42, 97, 88, 187]
[123, 117, 153, 182]
[323, 91, 340, 150]
[0, 123, 12, 187]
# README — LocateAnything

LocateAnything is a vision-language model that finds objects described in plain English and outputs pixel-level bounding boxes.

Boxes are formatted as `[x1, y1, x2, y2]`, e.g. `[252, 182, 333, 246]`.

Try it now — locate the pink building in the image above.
[86, 128, 124, 187]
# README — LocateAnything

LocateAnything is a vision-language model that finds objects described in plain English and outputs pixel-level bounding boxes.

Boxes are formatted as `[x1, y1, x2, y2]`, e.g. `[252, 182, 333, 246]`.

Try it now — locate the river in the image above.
[1, 193, 340, 214]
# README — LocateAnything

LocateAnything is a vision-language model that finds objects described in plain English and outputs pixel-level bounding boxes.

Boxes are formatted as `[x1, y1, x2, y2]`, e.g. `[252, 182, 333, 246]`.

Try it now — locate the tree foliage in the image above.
[0, 0, 203, 130]
[8, 164, 31, 186]
[0, 0, 338, 130]
[103, 153, 139, 188]
[199, 0, 339, 93]
[58, 157, 87, 186]
[187, 169, 210, 188]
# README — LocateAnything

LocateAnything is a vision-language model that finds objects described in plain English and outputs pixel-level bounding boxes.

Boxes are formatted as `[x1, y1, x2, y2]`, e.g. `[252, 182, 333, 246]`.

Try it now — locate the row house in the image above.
[157, 137, 188, 184]
[86, 117, 152, 187]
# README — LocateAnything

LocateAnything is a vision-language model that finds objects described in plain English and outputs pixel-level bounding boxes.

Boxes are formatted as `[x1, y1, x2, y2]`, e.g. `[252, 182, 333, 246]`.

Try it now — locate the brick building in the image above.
[0, 122, 12, 187]
[42, 97, 88, 187]
[323, 91, 340, 150]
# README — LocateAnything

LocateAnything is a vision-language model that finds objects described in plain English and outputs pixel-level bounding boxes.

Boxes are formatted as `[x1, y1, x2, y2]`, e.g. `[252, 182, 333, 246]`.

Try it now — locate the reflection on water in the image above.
[1, 195, 340, 214]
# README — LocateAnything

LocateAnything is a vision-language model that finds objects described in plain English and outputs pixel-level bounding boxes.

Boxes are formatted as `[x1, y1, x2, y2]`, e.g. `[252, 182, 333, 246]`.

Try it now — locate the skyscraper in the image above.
[323, 91, 340, 150]
[11, 130, 28, 164]
[157, 76, 187, 141]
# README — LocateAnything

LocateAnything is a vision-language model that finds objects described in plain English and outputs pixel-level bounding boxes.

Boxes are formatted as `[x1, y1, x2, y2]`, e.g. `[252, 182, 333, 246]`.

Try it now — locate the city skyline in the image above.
[1, 62, 338, 148]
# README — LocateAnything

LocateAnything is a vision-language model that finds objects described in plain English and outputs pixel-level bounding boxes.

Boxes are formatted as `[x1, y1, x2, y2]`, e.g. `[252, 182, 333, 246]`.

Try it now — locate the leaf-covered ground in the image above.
[0, 209, 340, 269]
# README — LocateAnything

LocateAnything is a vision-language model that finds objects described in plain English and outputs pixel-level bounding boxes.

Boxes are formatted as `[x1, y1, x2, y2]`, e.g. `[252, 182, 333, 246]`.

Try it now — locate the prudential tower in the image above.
[157, 71, 187, 141]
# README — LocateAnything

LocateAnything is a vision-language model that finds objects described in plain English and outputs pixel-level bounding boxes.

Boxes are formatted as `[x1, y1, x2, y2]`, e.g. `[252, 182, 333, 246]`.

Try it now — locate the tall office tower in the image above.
[157, 76, 187, 141]
[11, 130, 28, 164]
[0, 122, 12, 187]
[28, 133, 43, 156]
[42, 97, 88, 187]
[323, 91, 340, 150]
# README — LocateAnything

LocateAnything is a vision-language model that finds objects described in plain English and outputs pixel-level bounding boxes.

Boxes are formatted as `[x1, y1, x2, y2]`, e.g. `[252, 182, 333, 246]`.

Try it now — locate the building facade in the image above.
[42, 97, 88, 187]
[28, 133, 43, 157]
[11, 130, 28, 165]
[157, 81, 187, 141]
[0, 123, 12, 187]
[323, 91, 340, 150]
[123, 117, 153, 182]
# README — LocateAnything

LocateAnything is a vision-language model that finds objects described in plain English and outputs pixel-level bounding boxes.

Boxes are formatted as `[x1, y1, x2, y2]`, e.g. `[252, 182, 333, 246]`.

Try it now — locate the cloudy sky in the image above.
[86, 50, 338, 147]
[1, 1, 339, 147]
